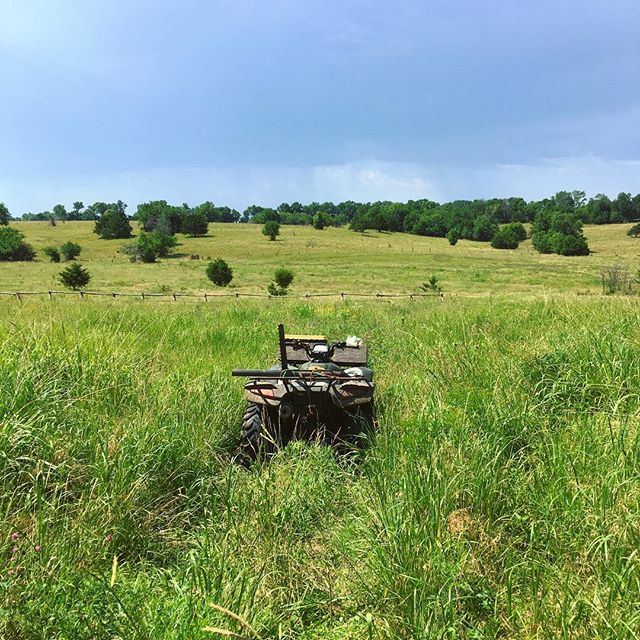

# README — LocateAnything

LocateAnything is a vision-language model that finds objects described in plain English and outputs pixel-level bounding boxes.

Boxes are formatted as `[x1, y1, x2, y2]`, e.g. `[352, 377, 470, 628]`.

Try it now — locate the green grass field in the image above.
[2, 223, 640, 638]
[4, 220, 640, 296]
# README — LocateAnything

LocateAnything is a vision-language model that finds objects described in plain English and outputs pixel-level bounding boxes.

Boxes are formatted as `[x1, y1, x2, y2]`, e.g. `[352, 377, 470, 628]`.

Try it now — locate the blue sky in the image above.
[1, 0, 639, 214]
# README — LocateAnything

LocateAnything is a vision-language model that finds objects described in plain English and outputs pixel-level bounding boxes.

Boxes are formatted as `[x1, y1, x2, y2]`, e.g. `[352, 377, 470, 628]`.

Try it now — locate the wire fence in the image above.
[0, 289, 445, 302]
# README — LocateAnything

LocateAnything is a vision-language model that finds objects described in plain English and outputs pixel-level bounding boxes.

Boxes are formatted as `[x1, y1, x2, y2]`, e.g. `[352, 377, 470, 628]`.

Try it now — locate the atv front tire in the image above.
[239, 402, 277, 461]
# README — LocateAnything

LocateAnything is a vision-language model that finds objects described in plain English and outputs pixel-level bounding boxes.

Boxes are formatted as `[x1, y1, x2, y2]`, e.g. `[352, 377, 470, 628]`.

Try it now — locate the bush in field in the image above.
[60, 241, 82, 261]
[94, 207, 133, 239]
[420, 275, 442, 293]
[43, 246, 61, 262]
[600, 265, 633, 295]
[0, 227, 36, 261]
[446, 229, 460, 246]
[123, 231, 177, 263]
[627, 223, 640, 238]
[206, 258, 233, 286]
[59, 262, 91, 290]
[268, 267, 294, 296]
[262, 220, 280, 241]
[491, 223, 525, 249]
[531, 211, 589, 256]
[313, 212, 329, 230]
[181, 210, 209, 237]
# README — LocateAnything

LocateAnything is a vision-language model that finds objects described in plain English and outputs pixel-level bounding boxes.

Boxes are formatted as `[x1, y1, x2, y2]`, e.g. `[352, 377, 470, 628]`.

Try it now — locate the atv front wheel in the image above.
[239, 402, 277, 461]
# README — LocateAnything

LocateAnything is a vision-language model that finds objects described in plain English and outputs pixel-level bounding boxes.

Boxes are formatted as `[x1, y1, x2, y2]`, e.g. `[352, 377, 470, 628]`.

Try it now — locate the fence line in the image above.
[0, 289, 445, 302]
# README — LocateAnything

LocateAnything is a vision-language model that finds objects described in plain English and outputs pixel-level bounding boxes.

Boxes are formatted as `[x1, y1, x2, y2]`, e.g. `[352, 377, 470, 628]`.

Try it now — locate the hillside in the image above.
[3, 221, 640, 296]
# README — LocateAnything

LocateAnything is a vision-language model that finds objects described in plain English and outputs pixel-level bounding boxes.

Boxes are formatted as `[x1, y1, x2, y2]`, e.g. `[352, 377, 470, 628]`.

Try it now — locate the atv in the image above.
[232, 324, 375, 460]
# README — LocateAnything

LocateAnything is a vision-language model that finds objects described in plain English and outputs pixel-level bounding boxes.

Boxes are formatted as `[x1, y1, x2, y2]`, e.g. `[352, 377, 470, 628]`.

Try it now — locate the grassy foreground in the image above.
[4, 220, 640, 296]
[1, 296, 639, 638]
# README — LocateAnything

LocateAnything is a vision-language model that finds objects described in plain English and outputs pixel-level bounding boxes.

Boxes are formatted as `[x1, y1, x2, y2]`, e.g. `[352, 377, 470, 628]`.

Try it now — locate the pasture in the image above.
[3, 220, 640, 296]
[1, 221, 640, 638]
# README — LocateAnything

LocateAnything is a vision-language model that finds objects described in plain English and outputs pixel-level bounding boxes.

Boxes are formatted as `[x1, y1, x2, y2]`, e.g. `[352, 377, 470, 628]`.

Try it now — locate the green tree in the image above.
[627, 223, 640, 238]
[491, 226, 520, 249]
[206, 258, 233, 286]
[262, 220, 280, 240]
[94, 207, 133, 239]
[446, 228, 460, 245]
[135, 201, 183, 234]
[52, 204, 68, 223]
[43, 246, 61, 262]
[181, 210, 209, 236]
[268, 267, 294, 296]
[0, 227, 36, 261]
[123, 231, 177, 263]
[59, 262, 91, 290]
[313, 212, 329, 230]
[60, 241, 82, 261]
[0, 202, 10, 225]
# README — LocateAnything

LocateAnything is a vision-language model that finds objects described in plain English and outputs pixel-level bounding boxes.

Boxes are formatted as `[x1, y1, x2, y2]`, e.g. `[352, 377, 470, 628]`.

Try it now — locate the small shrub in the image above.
[181, 211, 209, 237]
[0, 202, 9, 225]
[491, 227, 519, 250]
[313, 212, 329, 230]
[60, 241, 82, 261]
[420, 275, 442, 293]
[43, 246, 61, 262]
[206, 258, 233, 286]
[59, 262, 91, 290]
[94, 208, 132, 239]
[0, 227, 36, 261]
[268, 267, 294, 296]
[123, 231, 176, 263]
[446, 229, 460, 246]
[600, 265, 633, 295]
[627, 223, 640, 238]
[262, 220, 280, 241]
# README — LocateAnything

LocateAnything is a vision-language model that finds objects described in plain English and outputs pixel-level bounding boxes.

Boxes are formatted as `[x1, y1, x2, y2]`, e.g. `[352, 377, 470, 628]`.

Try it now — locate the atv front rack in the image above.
[231, 369, 369, 381]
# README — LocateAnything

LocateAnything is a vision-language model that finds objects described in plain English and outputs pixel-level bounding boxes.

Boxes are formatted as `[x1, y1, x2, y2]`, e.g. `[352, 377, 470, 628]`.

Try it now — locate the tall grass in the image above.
[1, 298, 639, 638]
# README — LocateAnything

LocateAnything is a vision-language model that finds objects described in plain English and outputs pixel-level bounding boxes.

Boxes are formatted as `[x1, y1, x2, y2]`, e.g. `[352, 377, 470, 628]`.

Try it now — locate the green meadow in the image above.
[3, 220, 640, 296]
[1, 222, 640, 638]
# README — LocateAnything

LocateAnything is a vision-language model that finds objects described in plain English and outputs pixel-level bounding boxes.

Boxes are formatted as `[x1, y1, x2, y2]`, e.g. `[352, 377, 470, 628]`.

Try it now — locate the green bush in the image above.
[43, 246, 61, 262]
[206, 258, 233, 286]
[491, 226, 520, 249]
[627, 223, 640, 238]
[123, 231, 177, 263]
[268, 267, 294, 295]
[59, 262, 91, 290]
[60, 241, 82, 261]
[0, 227, 36, 261]
[0, 202, 9, 225]
[446, 229, 460, 246]
[262, 220, 280, 241]
[181, 211, 209, 237]
[94, 207, 132, 239]
[312, 212, 329, 230]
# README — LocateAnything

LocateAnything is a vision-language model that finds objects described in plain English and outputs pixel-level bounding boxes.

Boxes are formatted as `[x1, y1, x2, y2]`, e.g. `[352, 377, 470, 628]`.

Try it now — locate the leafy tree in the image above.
[268, 267, 294, 296]
[52, 204, 67, 223]
[0, 227, 36, 261]
[206, 258, 233, 286]
[71, 201, 84, 219]
[627, 223, 640, 238]
[123, 231, 176, 263]
[472, 215, 497, 241]
[491, 226, 520, 249]
[94, 207, 133, 239]
[262, 220, 280, 240]
[135, 200, 183, 234]
[313, 212, 329, 230]
[60, 241, 82, 261]
[59, 262, 91, 290]
[180, 210, 209, 236]
[446, 229, 460, 245]
[43, 246, 61, 262]
[0, 202, 9, 225]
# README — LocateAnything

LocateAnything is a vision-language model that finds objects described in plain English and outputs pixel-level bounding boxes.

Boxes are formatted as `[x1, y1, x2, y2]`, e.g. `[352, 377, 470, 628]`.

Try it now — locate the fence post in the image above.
[204, 293, 208, 301]
[172, 292, 177, 302]
[112, 292, 116, 298]
[141, 292, 145, 300]
[48, 290, 52, 299]
[80, 290, 84, 298]
[15, 292, 21, 301]
[340, 292, 345, 301]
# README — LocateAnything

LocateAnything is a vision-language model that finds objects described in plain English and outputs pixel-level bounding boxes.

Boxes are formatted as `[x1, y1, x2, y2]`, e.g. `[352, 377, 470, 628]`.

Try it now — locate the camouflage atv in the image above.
[232, 324, 375, 460]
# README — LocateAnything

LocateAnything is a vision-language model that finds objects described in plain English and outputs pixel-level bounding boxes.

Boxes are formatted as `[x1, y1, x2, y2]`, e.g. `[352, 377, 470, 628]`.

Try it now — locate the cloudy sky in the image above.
[1, 0, 639, 214]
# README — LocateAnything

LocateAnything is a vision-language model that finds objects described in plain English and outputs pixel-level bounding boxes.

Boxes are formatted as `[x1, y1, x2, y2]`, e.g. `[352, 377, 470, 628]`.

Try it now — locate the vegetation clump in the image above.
[123, 231, 177, 263]
[262, 220, 281, 241]
[0, 202, 10, 225]
[531, 211, 589, 256]
[491, 222, 527, 249]
[59, 262, 91, 289]
[627, 222, 640, 237]
[94, 204, 132, 239]
[206, 258, 233, 287]
[43, 246, 61, 262]
[0, 227, 36, 261]
[268, 267, 294, 295]
[60, 241, 82, 261]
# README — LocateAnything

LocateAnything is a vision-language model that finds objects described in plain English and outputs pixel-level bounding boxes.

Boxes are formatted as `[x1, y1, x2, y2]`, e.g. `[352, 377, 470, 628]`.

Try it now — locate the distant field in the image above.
[4, 220, 640, 296]
[2, 297, 639, 638]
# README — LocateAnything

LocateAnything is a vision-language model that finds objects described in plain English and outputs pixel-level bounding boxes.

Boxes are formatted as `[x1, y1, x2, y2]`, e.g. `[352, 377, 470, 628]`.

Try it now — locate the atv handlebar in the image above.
[290, 340, 347, 362]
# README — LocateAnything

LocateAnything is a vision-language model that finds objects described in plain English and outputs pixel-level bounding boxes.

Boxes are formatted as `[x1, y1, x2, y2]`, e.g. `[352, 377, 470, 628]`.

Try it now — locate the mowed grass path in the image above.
[1, 297, 639, 638]
[4, 221, 640, 295]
